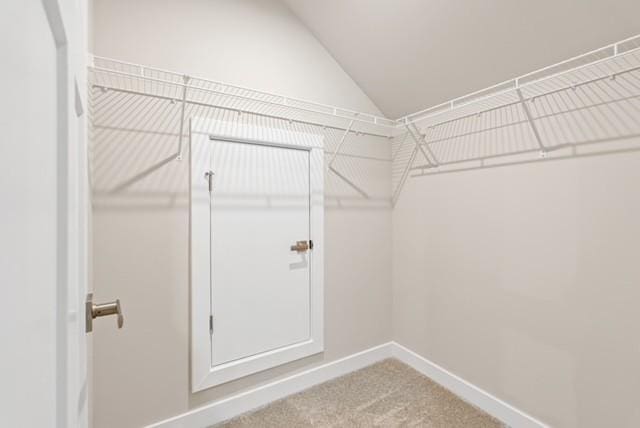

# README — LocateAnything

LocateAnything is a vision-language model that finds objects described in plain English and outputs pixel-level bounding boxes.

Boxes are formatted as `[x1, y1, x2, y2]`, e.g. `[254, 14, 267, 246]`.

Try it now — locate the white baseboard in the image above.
[147, 342, 394, 428]
[147, 341, 547, 428]
[392, 342, 548, 428]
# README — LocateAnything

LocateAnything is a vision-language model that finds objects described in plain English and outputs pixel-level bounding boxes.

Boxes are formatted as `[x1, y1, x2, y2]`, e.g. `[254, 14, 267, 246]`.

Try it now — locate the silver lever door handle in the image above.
[86, 293, 124, 333]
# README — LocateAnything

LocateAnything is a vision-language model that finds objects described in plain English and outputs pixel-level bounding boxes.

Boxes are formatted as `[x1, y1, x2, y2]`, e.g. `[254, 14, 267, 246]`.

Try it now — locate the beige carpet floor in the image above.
[214, 359, 504, 427]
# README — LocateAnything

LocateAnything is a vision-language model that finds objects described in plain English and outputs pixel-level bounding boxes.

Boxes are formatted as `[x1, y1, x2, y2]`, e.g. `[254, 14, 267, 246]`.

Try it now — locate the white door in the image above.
[0, 1, 88, 427]
[191, 121, 324, 390]
[209, 139, 311, 366]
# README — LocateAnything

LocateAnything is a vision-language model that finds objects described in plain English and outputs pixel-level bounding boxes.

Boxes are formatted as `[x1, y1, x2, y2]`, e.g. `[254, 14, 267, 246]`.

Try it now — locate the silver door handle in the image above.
[290, 240, 313, 252]
[86, 293, 124, 333]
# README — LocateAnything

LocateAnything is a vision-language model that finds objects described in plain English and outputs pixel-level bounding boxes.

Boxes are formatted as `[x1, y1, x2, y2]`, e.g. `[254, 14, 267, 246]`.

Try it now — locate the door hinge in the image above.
[209, 315, 214, 335]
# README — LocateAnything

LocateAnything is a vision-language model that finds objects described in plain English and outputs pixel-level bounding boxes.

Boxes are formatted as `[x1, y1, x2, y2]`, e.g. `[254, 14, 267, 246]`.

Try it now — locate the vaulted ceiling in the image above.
[282, 0, 640, 119]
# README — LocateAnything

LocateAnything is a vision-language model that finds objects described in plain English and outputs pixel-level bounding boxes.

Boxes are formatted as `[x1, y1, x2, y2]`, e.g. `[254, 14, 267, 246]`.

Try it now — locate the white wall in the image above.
[393, 141, 640, 425]
[89, 1, 391, 427]
[91, 0, 381, 114]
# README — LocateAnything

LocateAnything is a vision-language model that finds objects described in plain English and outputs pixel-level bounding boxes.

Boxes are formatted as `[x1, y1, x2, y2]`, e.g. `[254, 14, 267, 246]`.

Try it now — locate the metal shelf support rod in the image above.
[406, 123, 439, 166]
[176, 75, 190, 161]
[328, 120, 355, 170]
[516, 88, 546, 151]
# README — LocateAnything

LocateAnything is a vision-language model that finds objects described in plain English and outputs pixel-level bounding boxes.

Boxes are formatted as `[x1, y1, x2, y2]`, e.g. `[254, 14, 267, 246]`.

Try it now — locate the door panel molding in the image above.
[190, 118, 324, 391]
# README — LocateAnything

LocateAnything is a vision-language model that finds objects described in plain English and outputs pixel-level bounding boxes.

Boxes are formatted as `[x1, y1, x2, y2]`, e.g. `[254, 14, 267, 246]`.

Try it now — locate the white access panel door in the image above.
[210, 139, 311, 366]
[191, 121, 324, 390]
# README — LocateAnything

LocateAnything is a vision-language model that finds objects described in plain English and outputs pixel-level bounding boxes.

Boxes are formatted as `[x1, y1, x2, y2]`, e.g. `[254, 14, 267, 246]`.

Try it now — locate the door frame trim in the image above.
[42, 1, 89, 426]
[42, 1, 71, 426]
[190, 118, 325, 391]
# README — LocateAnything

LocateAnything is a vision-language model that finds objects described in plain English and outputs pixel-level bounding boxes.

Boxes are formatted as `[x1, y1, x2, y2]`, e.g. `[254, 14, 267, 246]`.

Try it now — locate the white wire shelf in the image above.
[89, 56, 396, 140]
[88, 57, 395, 205]
[391, 34, 640, 201]
[88, 33, 640, 206]
[397, 34, 640, 127]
